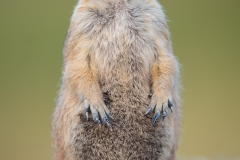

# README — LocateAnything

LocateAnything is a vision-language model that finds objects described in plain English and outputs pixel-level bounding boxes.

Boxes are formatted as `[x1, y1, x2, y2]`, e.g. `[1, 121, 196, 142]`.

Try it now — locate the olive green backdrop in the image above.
[0, 0, 240, 159]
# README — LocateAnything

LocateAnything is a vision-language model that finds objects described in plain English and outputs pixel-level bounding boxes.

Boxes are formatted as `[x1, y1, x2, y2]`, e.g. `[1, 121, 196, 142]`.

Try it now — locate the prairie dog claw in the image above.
[103, 117, 112, 131]
[83, 98, 113, 130]
[144, 107, 153, 116]
[152, 111, 160, 125]
[108, 113, 115, 121]
[144, 92, 174, 125]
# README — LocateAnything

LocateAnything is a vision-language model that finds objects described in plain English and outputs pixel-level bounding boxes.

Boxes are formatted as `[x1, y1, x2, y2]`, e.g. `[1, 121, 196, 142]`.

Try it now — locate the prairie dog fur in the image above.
[52, 0, 181, 159]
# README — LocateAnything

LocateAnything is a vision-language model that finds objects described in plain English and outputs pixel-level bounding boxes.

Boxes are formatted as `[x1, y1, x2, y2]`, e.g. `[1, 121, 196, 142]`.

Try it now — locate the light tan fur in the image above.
[53, 0, 181, 159]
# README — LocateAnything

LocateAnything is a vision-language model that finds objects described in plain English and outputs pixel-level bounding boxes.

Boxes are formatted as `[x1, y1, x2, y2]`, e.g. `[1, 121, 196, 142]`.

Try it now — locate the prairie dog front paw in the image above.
[145, 91, 174, 125]
[83, 94, 115, 130]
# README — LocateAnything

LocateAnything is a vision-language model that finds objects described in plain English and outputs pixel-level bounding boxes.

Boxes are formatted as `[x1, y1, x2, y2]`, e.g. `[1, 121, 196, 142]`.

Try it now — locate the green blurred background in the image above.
[0, 0, 240, 159]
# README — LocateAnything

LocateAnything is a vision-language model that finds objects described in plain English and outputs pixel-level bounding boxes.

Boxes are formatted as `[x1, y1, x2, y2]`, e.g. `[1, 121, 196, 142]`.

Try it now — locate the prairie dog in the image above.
[52, 0, 181, 159]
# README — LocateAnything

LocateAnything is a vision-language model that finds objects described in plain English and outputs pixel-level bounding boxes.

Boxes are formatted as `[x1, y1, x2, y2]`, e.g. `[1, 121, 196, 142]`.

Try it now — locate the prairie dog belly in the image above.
[94, 23, 154, 117]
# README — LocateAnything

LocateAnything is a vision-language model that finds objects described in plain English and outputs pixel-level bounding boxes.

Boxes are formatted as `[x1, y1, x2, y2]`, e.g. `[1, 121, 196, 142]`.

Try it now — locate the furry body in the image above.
[53, 0, 181, 159]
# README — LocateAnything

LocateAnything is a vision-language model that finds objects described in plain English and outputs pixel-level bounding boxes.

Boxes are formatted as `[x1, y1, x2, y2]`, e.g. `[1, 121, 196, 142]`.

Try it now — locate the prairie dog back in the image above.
[52, 0, 181, 160]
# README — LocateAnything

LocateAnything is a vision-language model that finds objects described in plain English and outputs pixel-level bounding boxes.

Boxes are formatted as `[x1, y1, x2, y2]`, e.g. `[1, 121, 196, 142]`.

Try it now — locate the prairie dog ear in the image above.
[127, 0, 159, 8]
[80, 0, 90, 4]
[77, 0, 109, 11]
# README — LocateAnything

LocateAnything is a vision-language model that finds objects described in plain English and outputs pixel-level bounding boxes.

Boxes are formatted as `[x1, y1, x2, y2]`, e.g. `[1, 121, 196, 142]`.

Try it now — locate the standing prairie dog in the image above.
[52, 0, 181, 159]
